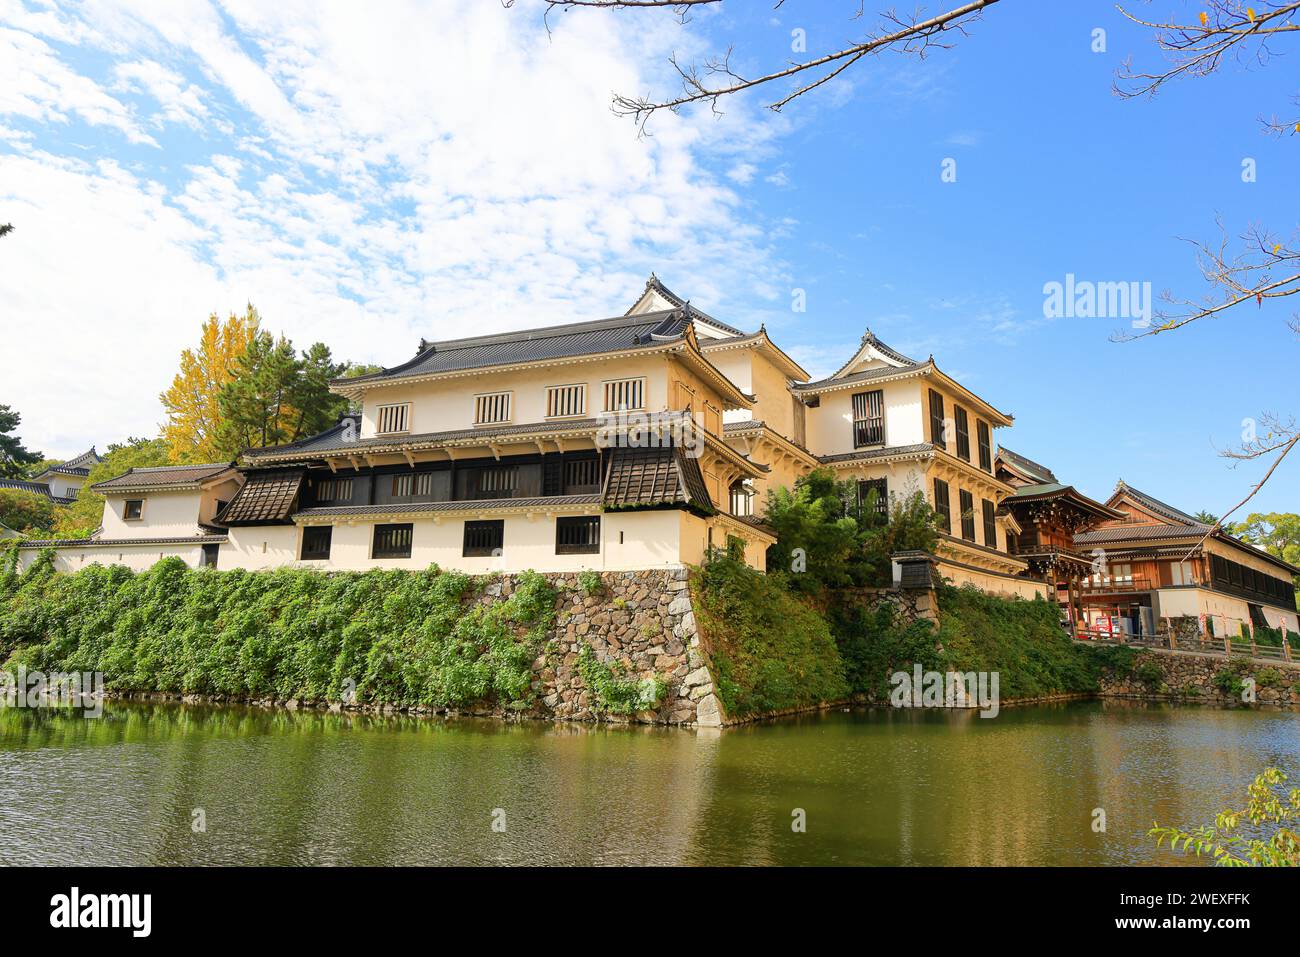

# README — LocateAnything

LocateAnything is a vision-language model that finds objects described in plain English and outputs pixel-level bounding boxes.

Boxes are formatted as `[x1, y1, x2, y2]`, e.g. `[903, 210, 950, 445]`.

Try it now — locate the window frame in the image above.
[545, 383, 588, 419]
[300, 525, 333, 561]
[856, 477, 889, 520]
[463, 519, 505, 558]
[933, 479, 951, 533]
[602, 377, 646, 413]
[954, 406, 970, 461]
[928, 389, 947, 447]
[473, 391, 513, 426]
[851, 389, 885, 448]
[959, 489, 976, 541]
[555, 515, 601, 555]
[123, 499, 144, 521]
[976, 420, 992, 472]
[371, 523, 414, 559]
[981, 499, 997, 549]
[375, 402, 411, 436]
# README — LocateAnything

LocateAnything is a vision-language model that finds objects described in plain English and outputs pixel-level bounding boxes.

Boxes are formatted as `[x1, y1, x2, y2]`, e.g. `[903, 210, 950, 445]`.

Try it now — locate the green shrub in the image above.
[1135, 660, 1166, 687]
[577, 571, 603, 597]
[691, 556, 848, 717]
[0, 560, 556, 710]
[576, 644, 667, 714]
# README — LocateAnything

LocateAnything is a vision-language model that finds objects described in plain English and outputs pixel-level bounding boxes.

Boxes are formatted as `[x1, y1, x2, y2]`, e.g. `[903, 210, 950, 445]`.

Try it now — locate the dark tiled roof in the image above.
[93, 463, 235, 491]
[0, 478, 52, 498]
[819, 443, 936, 465]
[602, 446, 714, 513]
[18, 534, 228, 548]
[627, 274, 746, 337]
[1074, 524, 1207, 546]
[218, 470, 303, 525]
[44, 447, 101, 477]
[245, 415, 602, 459]
[792, 361, 928, 392]
[338, 310, 694, 387]
[1113, 481, 1205, 527]
[294, 494, 600, 519]
[997, 447, 1057, 484]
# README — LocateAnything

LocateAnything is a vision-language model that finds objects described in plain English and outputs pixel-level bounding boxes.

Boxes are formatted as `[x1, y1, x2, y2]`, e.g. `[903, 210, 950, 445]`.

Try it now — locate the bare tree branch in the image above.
[521, 0, 1001, 132]
[1115, 1, 1300, 134]
[1111, 221, 1300, 342]
[1183, 427, 1300, 561]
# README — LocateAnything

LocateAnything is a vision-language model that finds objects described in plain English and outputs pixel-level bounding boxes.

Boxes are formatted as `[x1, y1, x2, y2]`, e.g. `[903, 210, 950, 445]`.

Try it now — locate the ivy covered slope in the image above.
[830, 585, 1116, 702]
[0, 547, 556, 709]
[691, 556, 849, 719]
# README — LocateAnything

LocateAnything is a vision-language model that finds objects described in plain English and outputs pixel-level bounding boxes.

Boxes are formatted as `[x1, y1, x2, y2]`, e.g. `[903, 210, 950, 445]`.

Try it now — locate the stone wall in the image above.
[1099, 648, 1300, 707]
[494, 567, 724, 727]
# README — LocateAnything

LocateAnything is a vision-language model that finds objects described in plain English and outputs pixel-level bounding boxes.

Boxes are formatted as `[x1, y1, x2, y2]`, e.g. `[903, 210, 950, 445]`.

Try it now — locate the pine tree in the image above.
[0, 405, 42, 478]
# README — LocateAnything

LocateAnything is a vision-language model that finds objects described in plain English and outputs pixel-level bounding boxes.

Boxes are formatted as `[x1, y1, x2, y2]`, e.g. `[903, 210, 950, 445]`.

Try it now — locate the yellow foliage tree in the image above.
[160, 306, 260, 463]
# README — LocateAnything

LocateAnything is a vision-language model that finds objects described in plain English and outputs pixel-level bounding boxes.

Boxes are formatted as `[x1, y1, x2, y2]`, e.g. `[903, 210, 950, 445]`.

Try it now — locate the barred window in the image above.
[463, 520, 504, 557]
[556, 515, 600, 554]
[375, 403, 410, 435]
[301, 526, 332, 561]
[982, 499, 997, 549]
[474, 391, 512, 425]
[851, 390, 884, 447]
[933, 479, 951, 533]
[392, 473, 413, 498]
[959, 489, 976, 541]
[563, 457, 600, 492]
[468, 466, 517, 499]
[315, 478, 353, 502]
[546, 383, 587, 418]
[603, 377, 645, 412]
[372, 523, 413, 559]
[856, 478, 888, 519]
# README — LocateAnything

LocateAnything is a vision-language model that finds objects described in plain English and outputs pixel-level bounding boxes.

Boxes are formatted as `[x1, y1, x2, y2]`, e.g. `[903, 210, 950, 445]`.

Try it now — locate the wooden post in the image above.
[1224, 636, 1232, 657]
[1284, 638, 1292, 663]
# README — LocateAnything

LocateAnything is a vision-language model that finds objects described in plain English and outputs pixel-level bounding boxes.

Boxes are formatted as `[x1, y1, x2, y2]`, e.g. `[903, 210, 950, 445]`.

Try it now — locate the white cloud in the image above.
[0, 0, 790, 457]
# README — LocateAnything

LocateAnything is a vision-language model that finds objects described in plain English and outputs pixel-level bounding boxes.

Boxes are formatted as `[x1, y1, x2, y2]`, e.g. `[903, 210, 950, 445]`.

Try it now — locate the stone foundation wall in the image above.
[1099, 648, 1300, 707]
[517, 568, 723, 727]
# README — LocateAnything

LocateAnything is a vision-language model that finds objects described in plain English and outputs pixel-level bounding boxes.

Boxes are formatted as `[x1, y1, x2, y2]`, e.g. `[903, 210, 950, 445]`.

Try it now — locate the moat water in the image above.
[1, 699, 1296, 865]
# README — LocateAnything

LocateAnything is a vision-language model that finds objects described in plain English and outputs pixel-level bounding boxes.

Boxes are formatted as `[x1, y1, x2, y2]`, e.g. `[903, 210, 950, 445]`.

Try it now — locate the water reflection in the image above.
[0, 700, 1295, 865]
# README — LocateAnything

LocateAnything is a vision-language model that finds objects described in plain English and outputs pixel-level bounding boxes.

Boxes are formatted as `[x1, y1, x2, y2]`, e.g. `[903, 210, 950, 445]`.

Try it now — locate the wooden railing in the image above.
[1073, 629, 1293, 663]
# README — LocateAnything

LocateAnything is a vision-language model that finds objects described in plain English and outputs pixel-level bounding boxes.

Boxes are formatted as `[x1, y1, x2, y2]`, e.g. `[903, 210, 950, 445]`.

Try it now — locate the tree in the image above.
[763, 469, 941, 593]
[519, 0, 1001, 131]
[53, 437, 170, 539]
[160, 306, 260, 463]
[0, 405, 42, 478]
[216, 332, 349, 453]
[0, 488, 55, 536]
[1151, 767, 1300, 867]
[0, 224, 12, 239]
[1194, 510, 1219, 525]
[1231, 511, 1300, 607]
[1115, 3, 1300, 538]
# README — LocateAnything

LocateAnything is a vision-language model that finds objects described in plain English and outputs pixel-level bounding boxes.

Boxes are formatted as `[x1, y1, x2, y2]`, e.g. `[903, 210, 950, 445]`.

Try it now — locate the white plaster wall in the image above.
[17, 542, 209, 573]
[101, 490, 208, 538]
[225, 510, 689, 574]
[358, 357, 673, 439]
[804, 380, 925, 458]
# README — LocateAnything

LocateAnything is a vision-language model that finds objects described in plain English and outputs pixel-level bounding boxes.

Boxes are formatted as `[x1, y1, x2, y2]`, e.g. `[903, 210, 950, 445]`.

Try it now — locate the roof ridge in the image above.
[420, 310, 680, 354]
[1114, 483, 1206, 527]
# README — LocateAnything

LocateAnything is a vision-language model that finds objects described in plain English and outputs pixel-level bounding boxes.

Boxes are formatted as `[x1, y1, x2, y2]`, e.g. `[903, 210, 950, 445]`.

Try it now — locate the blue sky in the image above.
[0, 0, 1295, 516]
